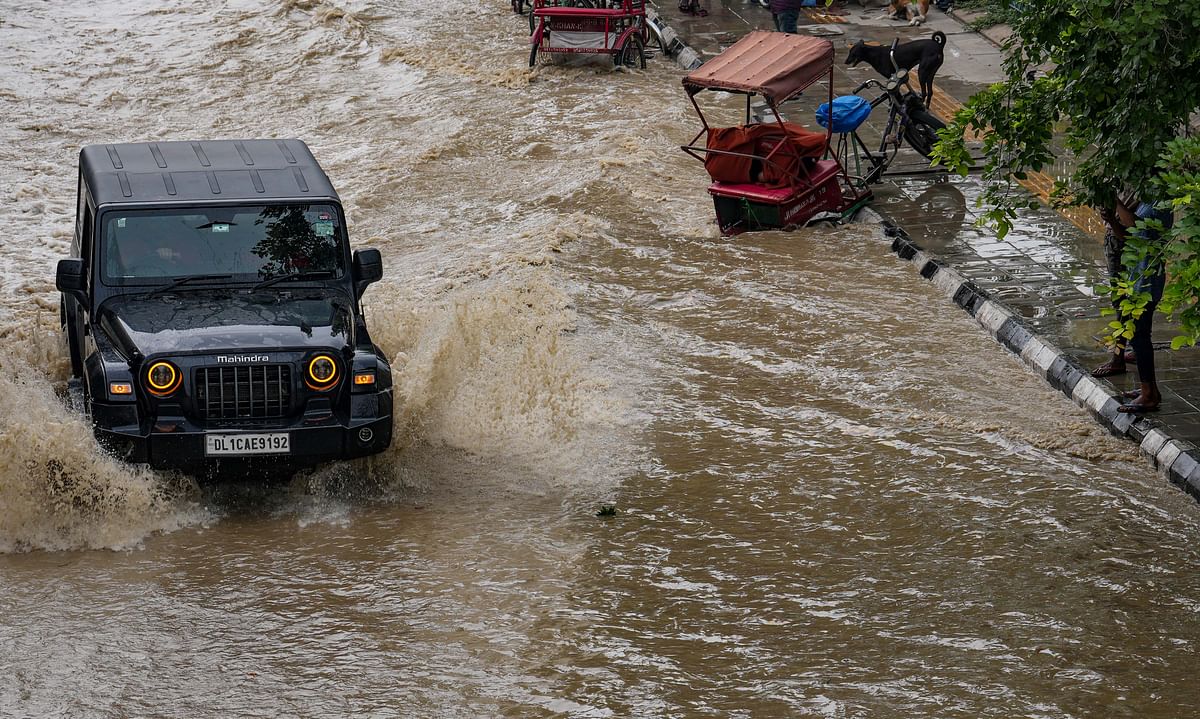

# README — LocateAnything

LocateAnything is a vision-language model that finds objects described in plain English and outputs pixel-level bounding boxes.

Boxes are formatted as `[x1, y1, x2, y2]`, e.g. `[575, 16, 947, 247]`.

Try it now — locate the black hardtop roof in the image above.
[80, 139, 341, 208]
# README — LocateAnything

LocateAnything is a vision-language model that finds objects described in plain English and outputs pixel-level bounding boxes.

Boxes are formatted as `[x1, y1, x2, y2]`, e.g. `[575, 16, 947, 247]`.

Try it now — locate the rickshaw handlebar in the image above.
[853, 78, 904, 109]
[850, 79, 885, 108]
[853, 78, 885, 94]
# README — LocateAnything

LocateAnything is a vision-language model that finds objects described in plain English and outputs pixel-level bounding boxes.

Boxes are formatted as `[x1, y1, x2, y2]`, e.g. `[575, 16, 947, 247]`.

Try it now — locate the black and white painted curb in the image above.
[878, 216, 1200, 500]
[650, 8, 1200, 500]
[645, 8, 704, 71]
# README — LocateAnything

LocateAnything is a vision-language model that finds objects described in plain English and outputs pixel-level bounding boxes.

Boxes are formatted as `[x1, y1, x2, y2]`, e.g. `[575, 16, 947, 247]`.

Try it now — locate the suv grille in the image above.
[195, 365, 291, 420]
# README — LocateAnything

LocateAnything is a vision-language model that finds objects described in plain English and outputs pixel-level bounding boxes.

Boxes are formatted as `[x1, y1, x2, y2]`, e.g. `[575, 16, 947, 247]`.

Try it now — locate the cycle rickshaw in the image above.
[528, 0, 649, 69]
[680, 31, 871, 236]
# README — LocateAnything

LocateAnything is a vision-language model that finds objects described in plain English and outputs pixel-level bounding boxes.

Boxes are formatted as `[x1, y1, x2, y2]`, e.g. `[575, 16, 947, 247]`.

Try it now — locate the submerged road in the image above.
[0, 1, 1198, 716]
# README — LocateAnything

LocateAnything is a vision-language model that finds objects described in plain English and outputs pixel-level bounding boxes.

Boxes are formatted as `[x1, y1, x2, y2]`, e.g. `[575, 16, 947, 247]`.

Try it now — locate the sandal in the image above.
[1091, 361, 1127, 377]
[1118, 402, 1160, 414]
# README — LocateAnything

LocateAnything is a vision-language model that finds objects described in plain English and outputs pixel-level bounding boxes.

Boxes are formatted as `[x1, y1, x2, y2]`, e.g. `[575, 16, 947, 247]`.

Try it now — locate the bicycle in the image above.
[822, 65, 946, 185]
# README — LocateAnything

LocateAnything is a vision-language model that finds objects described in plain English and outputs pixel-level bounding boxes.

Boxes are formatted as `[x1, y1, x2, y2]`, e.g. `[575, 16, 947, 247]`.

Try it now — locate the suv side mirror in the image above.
[56, 258, 90, 312]
[352, 248, 383, 299]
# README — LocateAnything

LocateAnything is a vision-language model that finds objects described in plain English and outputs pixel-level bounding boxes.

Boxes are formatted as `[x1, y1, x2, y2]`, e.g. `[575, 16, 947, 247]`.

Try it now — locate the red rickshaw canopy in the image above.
[683, 31, 835, 104]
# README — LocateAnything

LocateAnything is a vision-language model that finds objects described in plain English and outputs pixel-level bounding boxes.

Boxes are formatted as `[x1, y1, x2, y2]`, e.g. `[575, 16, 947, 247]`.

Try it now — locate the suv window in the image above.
[99, 203, 346, 285]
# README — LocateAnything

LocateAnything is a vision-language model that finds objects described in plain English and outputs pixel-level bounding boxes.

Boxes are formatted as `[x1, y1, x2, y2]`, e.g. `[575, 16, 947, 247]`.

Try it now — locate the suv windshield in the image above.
[100, 203, 346, 286]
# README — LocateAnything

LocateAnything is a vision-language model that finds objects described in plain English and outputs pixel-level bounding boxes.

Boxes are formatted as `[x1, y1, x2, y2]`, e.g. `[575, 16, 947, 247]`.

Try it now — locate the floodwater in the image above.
[1, 1, 1198, 717]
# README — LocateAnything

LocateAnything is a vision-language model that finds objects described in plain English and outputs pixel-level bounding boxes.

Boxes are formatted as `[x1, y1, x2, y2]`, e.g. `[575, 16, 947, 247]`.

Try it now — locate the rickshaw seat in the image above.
[756, 133, 816, 157]
[708, 160, 842, 202]
[704, 122, 828, 186]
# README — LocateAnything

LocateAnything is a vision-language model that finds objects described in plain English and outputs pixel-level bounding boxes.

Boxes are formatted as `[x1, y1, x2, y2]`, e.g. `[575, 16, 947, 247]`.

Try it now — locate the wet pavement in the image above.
[652, 0, 1200, 497]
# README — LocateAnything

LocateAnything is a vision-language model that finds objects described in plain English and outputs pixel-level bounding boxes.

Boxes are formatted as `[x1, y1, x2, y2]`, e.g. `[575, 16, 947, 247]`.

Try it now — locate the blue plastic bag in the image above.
[815, 95, 872, 134]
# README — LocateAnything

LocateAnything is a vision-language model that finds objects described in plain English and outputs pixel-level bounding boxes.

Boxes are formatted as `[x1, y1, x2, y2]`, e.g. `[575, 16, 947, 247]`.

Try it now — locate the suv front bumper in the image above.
[92, 393, 393, 473]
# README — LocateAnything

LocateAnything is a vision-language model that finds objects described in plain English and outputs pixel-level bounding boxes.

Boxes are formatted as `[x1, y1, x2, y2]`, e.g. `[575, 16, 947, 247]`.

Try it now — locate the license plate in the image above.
[205, 432, 290, 456]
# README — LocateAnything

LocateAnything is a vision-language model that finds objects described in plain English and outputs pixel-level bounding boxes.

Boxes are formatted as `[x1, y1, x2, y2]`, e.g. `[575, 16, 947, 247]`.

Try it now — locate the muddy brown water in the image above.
[1, 2, 1199, 717]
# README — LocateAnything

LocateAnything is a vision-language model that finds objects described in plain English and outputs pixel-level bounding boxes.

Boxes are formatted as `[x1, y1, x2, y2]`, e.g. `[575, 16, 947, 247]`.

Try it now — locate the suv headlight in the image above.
[145, 360, 182, 397]
[306, 354, 339, 391]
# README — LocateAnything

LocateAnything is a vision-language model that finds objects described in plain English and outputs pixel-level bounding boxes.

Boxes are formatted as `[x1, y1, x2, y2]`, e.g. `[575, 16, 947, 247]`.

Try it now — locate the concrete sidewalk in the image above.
[651, 0, 1200, 498]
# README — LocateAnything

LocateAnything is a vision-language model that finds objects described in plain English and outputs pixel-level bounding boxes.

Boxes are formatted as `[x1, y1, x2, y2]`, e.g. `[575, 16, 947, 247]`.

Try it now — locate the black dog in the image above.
[845, 31, 946, 107]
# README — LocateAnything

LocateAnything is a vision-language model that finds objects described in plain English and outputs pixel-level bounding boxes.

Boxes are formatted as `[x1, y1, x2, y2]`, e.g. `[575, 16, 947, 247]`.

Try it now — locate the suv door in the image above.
[65, 179, 94, 377]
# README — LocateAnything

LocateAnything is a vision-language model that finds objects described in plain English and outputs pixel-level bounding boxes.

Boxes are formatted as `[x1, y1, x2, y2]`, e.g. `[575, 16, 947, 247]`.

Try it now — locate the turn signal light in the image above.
[145, 361, 181, 397]
[353, 372, 375, 386]
[109, 382, 133, 395]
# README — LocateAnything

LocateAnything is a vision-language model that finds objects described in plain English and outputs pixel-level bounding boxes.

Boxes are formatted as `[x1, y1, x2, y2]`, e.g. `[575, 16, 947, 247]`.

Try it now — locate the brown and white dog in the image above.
[888, 0, 931, 25]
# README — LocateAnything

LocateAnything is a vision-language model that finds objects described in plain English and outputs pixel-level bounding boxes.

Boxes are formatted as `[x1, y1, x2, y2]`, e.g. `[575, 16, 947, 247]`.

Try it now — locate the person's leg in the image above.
[1091, 288, 1129, 376]
[1092, 227, 1128, 376]
[1120, 271, 1165, 412]
[780, 10, 799, 32]
[1120, 309, 1160, 411]
[1094, 314, 1128, 379]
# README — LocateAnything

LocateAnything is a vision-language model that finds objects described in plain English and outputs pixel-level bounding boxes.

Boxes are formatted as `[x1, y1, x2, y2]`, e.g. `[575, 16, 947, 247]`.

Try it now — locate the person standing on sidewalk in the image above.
[770, 0, 804, 33]
[1091, 189, 1138, 378]
[1118, 199, 1175, 414]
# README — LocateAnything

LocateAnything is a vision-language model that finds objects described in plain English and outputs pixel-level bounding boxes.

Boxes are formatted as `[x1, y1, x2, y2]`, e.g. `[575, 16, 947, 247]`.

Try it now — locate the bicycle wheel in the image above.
[615, 34, 645, 69]
[903, 109, 946, 160]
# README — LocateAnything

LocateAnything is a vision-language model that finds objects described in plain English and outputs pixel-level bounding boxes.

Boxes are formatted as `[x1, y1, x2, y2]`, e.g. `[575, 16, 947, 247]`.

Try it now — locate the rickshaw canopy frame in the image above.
[682, 31, 836, 105]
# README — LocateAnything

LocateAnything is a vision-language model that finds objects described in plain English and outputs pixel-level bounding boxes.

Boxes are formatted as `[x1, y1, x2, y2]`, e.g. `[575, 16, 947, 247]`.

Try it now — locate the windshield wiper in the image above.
[145, 274, 234, 297]
[252, 270, 337, 291]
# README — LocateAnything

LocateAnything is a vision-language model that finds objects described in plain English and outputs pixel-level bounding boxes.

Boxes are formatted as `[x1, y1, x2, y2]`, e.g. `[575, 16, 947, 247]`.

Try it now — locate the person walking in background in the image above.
[770, 0, 804, 33]
[1119, 199, 1175, 414]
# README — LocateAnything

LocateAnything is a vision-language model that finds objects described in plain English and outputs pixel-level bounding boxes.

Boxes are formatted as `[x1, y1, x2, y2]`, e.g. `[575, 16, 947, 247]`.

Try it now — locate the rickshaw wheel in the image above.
[529, 42, 539, 68]
[615, 35, 645, 70]
[529, 10, 536, 34]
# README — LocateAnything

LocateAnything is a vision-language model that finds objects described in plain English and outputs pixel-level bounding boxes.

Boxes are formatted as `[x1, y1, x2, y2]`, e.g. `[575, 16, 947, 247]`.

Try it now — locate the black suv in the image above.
[55, 139, 393, 473]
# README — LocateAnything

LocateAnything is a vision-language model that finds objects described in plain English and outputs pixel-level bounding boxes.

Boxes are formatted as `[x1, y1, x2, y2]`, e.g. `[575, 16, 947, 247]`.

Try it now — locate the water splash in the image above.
[363, 261, 630, 492]
[0, 312, 206, 552]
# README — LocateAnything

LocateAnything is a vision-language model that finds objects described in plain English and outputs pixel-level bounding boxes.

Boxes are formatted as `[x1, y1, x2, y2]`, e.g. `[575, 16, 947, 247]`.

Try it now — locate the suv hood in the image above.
[98, 290, 354, 360]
